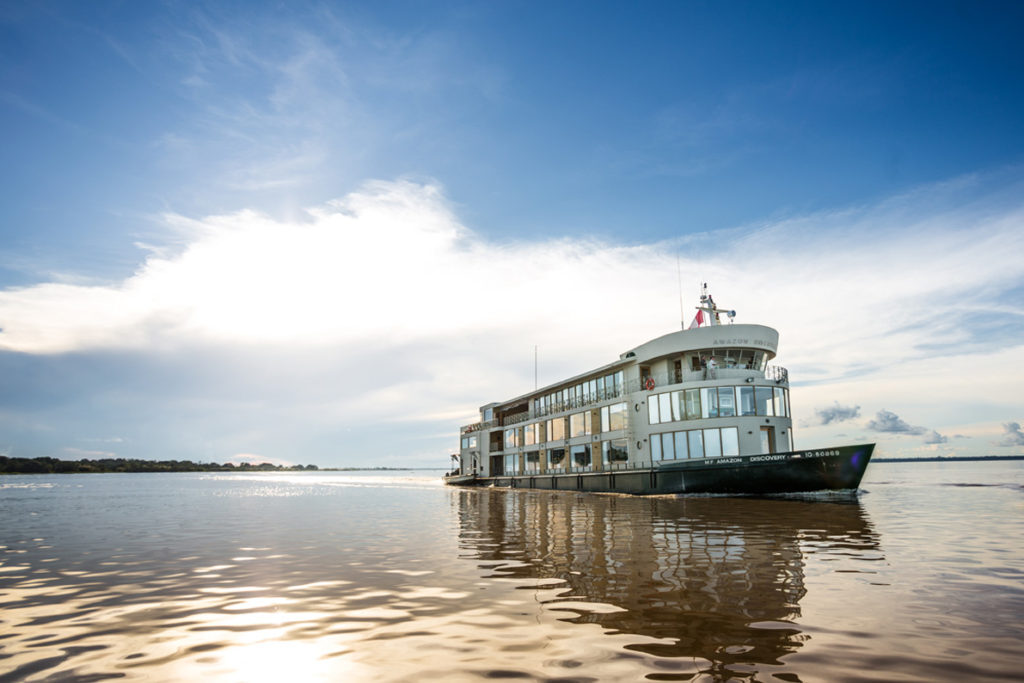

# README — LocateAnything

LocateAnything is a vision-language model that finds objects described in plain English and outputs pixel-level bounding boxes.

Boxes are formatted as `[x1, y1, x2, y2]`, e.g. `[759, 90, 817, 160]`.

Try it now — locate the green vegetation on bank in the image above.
[0, 456, 318, 474]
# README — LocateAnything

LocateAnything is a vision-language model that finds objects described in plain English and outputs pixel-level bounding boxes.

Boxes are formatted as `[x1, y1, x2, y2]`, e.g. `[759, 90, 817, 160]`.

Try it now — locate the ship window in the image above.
[659, 393, 672, 424]
[671, 391, 683, 421]
[774, 388, 787, 417]
[570, 412, 591, 437]
[614, 371, 623, 394]
[550, 418, 566, 440]
[688, 430, 704, 459]
[662, 433, 675, 460]
[603, 439, 628, 463]
[738, 386, 755, 416]
[703, 429, 722, 457]
[690, 355, 702, 371]
[504, 428, 517, 449]
[755, 387, 774, 416]
[722, 427, 739, 456]
[718, 387, 736, 417]
[484, 408, 493, 422]
[603, 402, 626, 431]
[648, 398, 659, 425]
[525, 451, 540, 471]
[651, 435, 662, 460]
[685, 389, 701, 420]
[461, 437, 469, 449]
[701, 388, 719, 418]
[524, 423, 537, 446]
[674, 431, 689, 459]
[571, 444, 591, 468]
[548, 447, 565, 469]
[504, 454, 517, 474]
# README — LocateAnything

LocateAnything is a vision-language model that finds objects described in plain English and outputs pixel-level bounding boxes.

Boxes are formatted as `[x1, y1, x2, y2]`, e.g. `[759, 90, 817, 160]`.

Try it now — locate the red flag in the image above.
[688, 310, 704, 329]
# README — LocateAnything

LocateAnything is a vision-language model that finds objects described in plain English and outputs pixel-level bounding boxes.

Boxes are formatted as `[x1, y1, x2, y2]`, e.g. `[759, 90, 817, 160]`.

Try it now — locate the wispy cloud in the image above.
[809, 402, 861, 426]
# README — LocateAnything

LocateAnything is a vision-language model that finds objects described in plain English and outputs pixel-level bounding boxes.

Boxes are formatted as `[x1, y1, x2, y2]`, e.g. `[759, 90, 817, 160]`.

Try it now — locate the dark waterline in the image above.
[1, 463, 1022, 681]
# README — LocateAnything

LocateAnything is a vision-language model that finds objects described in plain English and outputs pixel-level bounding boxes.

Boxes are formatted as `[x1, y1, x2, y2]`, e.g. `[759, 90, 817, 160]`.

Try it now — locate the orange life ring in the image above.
[644, 377, 655, 390]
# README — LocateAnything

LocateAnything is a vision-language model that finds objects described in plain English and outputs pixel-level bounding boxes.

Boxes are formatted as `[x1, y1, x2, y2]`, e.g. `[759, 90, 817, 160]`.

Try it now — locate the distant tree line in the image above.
[0, 456, 319, 474]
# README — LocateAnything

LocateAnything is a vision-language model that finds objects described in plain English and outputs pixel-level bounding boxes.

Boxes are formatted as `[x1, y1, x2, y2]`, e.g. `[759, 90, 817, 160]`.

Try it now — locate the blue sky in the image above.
[1, 1, 1023, 466]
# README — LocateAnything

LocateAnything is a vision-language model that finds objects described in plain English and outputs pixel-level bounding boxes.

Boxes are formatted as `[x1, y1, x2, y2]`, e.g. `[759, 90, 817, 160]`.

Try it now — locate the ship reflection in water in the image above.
[454, 488, 882, 680]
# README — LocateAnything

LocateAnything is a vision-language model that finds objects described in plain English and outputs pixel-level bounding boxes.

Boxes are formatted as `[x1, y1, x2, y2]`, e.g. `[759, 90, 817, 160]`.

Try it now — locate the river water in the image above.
[1, 461, 1022, 682]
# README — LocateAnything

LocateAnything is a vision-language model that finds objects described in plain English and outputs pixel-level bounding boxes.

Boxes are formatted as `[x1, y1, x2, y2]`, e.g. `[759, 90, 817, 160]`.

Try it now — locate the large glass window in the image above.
[570, 412, 590, 437]
[739, 386, 756, 416]
[651, 435, 662, 460]
[674, 431, 689, 459]
[755, 387, 774, 416]
[547, 418, 565, 441]
[701, 388, 719, 418]
[525, 451, 540, 471]
[571, 444, 591, 468]
[671, 391, 683, 421]
[610, 402, 626, 430]
[774, 387, 787, 417]
[718, 388, 736, 417]
[658, 393, 671, 423]
[685, 389, 701, 420]
[661, 432, 674, 460]
[504, 428, 517, 449]
[603, 439, 628, 463]
[548, 447, 565, 469]
[504, 454, 517, 474]
[722, 427, 740, 456]
[703, 429, 722, 457]
[524, 424, 537, 446]
[648, 398, 659, 425]
[688, 430, 705, 459]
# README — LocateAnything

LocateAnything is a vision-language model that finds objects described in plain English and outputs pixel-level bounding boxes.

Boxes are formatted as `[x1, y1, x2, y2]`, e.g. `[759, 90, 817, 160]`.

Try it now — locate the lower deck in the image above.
[450, 444, 874, 496]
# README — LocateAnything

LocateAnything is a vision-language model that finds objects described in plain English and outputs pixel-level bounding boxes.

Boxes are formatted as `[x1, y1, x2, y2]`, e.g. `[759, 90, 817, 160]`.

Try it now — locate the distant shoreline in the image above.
[0, 455, 445, 475]
[873, 455, 1024, 463]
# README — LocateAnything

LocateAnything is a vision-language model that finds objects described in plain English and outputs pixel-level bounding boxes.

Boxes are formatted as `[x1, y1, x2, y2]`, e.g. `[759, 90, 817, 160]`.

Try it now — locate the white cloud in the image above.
[1, 174, 1023, 463]
[995, 422, 1024, 448]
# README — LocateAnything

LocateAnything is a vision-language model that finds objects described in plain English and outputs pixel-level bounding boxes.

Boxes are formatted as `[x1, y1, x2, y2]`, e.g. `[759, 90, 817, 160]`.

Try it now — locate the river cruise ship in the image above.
[445, 288, 873, 495]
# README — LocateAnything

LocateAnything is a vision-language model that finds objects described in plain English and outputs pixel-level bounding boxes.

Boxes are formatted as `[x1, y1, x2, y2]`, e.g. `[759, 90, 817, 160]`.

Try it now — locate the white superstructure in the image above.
[454, 287, 793, 479]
